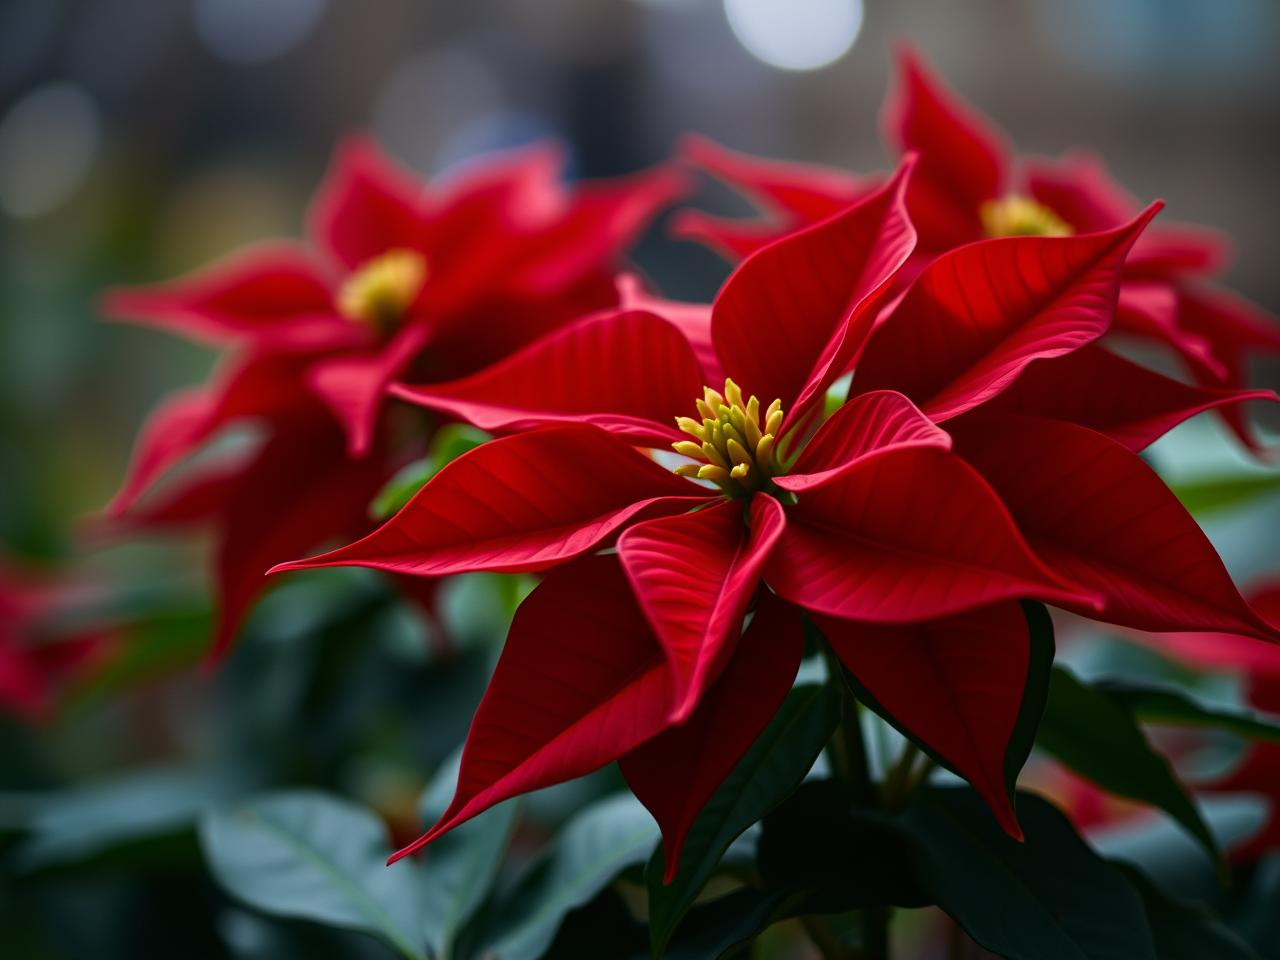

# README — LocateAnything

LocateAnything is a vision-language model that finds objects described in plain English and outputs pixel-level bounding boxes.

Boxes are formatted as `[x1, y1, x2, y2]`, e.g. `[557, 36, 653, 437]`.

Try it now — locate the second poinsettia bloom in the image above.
[676, 46, 1280, 452]
[101, 138, 685, 655]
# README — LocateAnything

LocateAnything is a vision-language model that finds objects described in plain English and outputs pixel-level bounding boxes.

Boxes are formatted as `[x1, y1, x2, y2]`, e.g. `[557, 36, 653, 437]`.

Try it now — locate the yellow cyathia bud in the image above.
[338, 249, 428, 330]
[670, 377, 785, 497]
[980, 195, 1073, 238]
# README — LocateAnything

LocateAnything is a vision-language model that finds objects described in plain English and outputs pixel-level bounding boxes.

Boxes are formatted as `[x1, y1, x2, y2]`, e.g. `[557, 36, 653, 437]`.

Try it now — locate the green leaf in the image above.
[370, 425, 489, 519]
[645, 681, 840, 958]
[199, 790, 426, 960]
[1117, 864, 1260, 960]
[663, 887, 802, 960]
[1095, 680, 1280, 743]
[3, 767, 237, 872]
[902, 788, 1157, 960]
[1037, 667, 1220, 864]
[417, 754, 521, 959]
[468, 793, 658, 960]
[1168, 472, 1280, 516]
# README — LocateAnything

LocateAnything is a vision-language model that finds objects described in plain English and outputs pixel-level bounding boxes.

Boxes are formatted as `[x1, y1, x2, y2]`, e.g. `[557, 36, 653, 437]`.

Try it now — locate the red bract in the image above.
[277, 161, 1191, 869]
[102, 138, 683, 655]
[676, 47, 1280, 452]
[0, 557, 116, 722]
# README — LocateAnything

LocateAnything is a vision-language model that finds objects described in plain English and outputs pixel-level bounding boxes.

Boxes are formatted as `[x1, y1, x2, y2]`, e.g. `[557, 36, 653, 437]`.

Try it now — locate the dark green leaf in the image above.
[4, 767, 237, 872]
[663, 887, 802, 960]
[467, 793, 658, 960]
[1037, 667, 1220, 863]
[417, 754, 521, 958]
[1096, 681, 1280, 743]
[1117, 864, 1259, 960]
[199, 790, 426, 960]
[758, 780, 928, 914]
[902, 788, 1157, 960]
[1168, 472, 1280, 516]
[645, 682, 840, 958]
[371, 425, 489, 519]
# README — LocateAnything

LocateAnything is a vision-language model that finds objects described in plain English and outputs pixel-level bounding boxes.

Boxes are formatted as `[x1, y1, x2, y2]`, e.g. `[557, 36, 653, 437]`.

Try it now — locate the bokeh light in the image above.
[723, 0, 863, 71]
[193, 0, 328, 65]
[0, 82, 101, 219]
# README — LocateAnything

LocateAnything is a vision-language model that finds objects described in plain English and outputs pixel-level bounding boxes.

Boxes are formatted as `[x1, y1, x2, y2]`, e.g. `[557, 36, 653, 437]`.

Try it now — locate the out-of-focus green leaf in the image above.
[466, 793, 658, 960]
[901, 788, 1157, 960]
[65, 607, 210, 709]
[417, 753, 520, 959]
[1, 768, 238, 872]
[1037, 667, 1220, 864]
[199, 790, 426, 960]
[1169, 472, 1280, 516]
[370, 425, 489, 519]
[1118, 864, 1260, 960]
[646, 681, 839, 958]
[1097, 680, 1280, 743]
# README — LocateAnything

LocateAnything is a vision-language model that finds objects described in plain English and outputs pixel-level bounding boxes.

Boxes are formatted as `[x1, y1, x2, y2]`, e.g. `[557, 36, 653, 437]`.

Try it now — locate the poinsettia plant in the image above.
[6, 45, 1280, 960]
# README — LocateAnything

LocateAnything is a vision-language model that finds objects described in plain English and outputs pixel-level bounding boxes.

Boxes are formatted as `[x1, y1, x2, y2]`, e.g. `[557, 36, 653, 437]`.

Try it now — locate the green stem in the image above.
[883, 742, 921, 811]
[819, 644, 891, 960]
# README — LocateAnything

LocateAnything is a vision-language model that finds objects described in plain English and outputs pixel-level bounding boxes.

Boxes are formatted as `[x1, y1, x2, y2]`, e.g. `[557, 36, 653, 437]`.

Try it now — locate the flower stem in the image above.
[820, 644, 891, 960]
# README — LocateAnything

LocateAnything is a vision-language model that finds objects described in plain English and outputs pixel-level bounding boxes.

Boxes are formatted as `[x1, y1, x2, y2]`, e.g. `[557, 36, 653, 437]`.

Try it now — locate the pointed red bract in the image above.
[1025, 152, 1230, 278]
[395, 556, 673, 861]
[307, 136, 429, 269]
[711, 159, 917, 424]
[1115, 282, 1226, 381]
[620, 592, 804, 880]
[1178, 287, 1280, 454]
[209, 416, 389, 659]
[782, 390, 950, 492]
[106, 353, 313, 517]
[1128, 581, 1280, 677]
[818, 602, 1034, 838]
[881, 46, 1008, 249]
[619, 495, 785, 722]
[100, 244, 356, 351]
[853, 205, 1161, 420]
[680, 134, 865, 223]
[391, 309, 703, 444]
[501, 166, 688, 297]
[765, 446, 1095, 622]
[615, 274, 723, 384]
[271, 425, 704, 579]
[982, 344, 1276, 451]
[307, 323, 433, 456]
[951, 414, 1280, 642]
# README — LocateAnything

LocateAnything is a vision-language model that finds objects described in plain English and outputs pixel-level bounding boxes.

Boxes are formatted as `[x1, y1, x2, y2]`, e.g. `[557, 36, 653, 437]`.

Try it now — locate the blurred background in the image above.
[1, 2, 1278, 957]
[3, 0, 1279, 557]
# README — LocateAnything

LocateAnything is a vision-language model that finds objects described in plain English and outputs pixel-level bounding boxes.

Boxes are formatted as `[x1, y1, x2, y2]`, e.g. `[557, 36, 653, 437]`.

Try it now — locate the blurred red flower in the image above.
[101, 139, 683, 656]
[676, 46, 1280, 452]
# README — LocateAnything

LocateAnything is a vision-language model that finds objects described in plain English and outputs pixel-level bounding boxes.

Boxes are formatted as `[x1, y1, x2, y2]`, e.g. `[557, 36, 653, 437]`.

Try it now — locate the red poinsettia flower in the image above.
[271, 155, 1280, 874]
[0, 556, 117, 722]
[101, 138, 683, 656]
[675, 47, 1280, 452]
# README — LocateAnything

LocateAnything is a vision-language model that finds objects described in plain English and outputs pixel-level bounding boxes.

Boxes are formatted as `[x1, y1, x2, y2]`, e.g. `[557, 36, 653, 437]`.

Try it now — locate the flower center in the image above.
[673, 378, 784, 497]
[980, 195, 1073, 238]
[338, 249, 428, 331]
